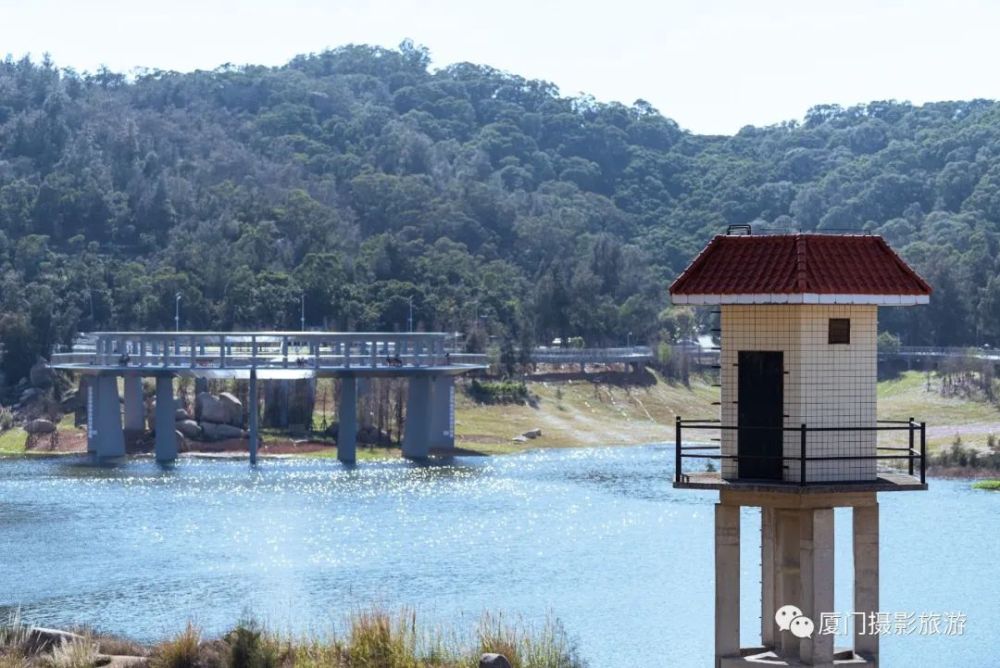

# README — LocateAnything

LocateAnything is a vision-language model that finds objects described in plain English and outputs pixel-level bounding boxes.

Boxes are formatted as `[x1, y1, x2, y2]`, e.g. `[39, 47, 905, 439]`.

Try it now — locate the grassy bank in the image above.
[454, 370, 716, 454]
[454, 369, 1000, 457]
[0, 609, 584, 668]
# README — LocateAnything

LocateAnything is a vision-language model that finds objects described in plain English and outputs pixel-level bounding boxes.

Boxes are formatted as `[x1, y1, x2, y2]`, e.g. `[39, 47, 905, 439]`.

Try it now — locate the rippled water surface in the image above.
[0, 447, 995, 666]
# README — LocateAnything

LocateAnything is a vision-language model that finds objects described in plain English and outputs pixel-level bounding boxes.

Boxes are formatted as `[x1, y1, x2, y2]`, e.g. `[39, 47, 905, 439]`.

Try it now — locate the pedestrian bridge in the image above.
[49, 331, 487, 465]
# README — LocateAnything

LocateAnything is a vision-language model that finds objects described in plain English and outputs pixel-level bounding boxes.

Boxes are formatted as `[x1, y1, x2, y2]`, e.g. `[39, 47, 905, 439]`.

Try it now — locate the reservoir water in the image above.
[0, 446, 995, 666]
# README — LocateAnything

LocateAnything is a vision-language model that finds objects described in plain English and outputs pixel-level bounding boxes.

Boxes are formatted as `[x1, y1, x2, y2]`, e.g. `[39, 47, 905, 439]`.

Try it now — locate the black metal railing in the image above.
[674, 417, 926, 485]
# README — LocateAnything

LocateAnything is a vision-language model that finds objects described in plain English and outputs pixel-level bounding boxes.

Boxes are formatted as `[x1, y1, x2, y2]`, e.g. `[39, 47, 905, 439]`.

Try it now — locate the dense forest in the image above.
[1, 41, 999, 387]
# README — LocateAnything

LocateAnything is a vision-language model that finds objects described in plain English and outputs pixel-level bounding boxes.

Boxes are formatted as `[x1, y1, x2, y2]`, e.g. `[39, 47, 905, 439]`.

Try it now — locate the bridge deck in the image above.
[50, 331, 487, 378]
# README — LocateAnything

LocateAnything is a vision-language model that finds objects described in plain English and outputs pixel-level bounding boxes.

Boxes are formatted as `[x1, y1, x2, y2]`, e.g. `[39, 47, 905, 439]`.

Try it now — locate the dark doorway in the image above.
[737, 351, 784, 480]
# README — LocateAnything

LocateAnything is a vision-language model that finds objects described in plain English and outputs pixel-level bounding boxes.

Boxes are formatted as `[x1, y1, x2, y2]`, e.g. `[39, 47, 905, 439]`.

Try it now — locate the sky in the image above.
[1, 0, 999, 135]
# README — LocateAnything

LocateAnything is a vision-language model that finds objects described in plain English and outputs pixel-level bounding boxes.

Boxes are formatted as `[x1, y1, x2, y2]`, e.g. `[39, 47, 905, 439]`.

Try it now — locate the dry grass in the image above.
[40, 638, 97, 668]
[150, 622, 200, 668]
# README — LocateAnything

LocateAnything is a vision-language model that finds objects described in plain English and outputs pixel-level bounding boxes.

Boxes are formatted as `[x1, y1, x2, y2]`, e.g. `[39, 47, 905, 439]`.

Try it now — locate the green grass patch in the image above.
[972, 480, 1000, 491]
[0, 428, 27, 455]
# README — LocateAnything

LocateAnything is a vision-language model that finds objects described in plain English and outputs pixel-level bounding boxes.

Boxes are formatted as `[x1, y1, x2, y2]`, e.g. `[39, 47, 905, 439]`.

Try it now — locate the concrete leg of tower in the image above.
[338, 376, 357, 464]
[123, 375, 145, 433]
[854, 504, 880, 665]
[800, 508, 835, 666]
[428, 376, 454, 451]
[761, 507, 777, 648]
[95, 375, 126, 459]
[715, 503, 741, 667]
[154, 375, 178, 462]
[402, 375, 431, 458]
[775, 509, 802, 656]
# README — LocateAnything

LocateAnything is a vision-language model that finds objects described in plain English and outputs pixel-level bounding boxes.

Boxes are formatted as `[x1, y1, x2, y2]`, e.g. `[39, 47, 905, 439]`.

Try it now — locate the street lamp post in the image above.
[408, 296, 414, 333]
[175, 292, 182, 332]
[300, 293, 306, 331]
[627, 331, 632, 348]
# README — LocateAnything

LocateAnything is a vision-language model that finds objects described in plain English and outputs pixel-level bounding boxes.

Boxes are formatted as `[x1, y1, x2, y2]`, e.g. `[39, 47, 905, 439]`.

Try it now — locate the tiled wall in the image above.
[720, 304, 877, 482]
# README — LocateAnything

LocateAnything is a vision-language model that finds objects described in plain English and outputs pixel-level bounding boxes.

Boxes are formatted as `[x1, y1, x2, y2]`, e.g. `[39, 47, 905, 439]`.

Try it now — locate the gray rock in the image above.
[512, 435, 528, 443]
[201, 421, 245, 441]
[479, 654, 512, 668]
[523, 428, 542, 439]
[29, 360, 53, 389]
[196, 392, 228, 425]
[176, 419, 201, 439]
[218, 392, 243, 427]
[25, 627, 86, 654]
[25, 418, 56, 434]
[175, 408, 189, 421]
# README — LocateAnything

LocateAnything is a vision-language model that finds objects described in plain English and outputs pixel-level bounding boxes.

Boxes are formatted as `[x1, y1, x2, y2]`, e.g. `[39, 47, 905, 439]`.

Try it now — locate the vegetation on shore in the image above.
[0, 609, 585, 668]
[5, 43, 1000, 396]
[972, 479, 1000, 490]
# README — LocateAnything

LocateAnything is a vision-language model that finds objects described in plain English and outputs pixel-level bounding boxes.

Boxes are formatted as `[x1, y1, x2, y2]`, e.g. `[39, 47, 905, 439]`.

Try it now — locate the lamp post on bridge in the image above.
[408, 296, 414, 333]
[300, 293, 306, 331]
[174, 292, 182, 332]
[627, 331, 632, 348]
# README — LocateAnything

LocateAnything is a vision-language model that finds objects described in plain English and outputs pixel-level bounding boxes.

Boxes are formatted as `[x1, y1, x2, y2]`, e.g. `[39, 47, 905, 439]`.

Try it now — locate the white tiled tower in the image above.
[669, 232, 931, 668]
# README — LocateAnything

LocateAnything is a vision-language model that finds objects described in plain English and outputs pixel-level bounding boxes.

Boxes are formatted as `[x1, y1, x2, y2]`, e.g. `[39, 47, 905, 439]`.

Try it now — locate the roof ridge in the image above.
[795, 236, 808, 292]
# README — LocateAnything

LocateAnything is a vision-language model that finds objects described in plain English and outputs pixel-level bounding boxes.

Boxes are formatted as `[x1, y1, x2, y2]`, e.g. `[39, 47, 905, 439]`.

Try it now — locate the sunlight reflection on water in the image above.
[0, 447, 994, 666]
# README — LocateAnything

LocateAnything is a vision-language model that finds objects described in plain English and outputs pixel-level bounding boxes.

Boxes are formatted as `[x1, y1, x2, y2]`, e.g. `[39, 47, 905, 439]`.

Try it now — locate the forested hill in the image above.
[0, 42, 998, 384]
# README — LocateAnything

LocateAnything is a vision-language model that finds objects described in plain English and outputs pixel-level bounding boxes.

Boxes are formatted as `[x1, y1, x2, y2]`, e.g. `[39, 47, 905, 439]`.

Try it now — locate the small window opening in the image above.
[828, 318, 851, 344]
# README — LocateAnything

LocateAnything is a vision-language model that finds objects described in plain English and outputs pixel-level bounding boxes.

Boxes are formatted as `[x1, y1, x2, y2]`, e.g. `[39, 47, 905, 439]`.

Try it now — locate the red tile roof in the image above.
[669, 234, 932, 297]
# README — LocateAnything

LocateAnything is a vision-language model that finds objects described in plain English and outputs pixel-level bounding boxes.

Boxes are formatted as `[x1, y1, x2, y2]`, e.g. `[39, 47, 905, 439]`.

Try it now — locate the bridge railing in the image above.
[51, 331, 485, 370]
[528, 346, 654, 364]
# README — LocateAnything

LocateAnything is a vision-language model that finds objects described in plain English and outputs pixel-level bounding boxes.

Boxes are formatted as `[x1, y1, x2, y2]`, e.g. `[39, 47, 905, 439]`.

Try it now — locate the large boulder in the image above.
[176, 419, 202, 439]
[523, 428, 542, 439]
[175, 408, 189, 421]
[480, 655, 512, 668]
[201, 421, 245, 441]
[196, 392, 228, 425]
[25, 418, 56, 434]
[218, 392, 243, 427]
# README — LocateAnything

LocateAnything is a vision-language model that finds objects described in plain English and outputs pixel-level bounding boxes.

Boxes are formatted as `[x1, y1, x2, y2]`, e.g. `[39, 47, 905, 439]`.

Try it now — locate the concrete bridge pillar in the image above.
[402, 375, 431, 458]
[123, 376, 145, 433]
[95, 375, 126, 459]
[429, 376, 455, 450]
[338, 376, 357, 464]
[86, 379, 96, 453]
[799, 508, 835, 665]
[154, 375, 177, 462]
[248, 369, 259, 464]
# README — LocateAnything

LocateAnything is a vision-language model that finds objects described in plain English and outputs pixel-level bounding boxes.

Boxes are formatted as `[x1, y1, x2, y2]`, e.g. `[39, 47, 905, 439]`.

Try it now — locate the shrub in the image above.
[972, 480, 1000, 491]
[0, 406, 13, 431]
[225, 617, 279, 668]
[466, 379, 529, 405]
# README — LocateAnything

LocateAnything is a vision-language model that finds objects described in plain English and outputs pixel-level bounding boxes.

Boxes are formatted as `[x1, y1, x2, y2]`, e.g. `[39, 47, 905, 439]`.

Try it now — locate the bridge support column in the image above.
[429, 376, 454, 450]
[123, 376, 145, 433]
[95, 375, 126, 459]
[86, 379, 97, 453]
[154, 375, 177, 462]
[338, 377, 357, 464]
[248, 369, 259, 464]
[403, 375, 431, 458]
